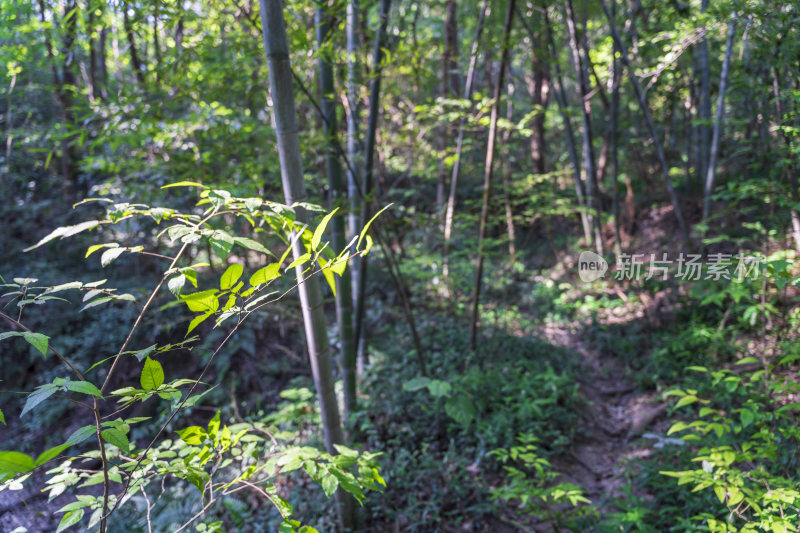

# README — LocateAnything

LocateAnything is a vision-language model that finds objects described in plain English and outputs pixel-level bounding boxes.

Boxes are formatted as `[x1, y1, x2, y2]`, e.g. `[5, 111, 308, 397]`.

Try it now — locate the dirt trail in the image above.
[540, 323, 667, 510]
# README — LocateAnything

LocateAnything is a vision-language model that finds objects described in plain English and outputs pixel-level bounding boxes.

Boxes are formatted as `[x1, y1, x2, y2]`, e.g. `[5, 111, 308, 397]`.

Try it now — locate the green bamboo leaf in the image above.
[357, 204, 392, 251]
[311, 208, 338, 252]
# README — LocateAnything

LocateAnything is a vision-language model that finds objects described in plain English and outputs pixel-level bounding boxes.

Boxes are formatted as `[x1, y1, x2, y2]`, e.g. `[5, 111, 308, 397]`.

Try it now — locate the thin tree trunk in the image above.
[37, 0, 77, 195]
[345, 0, 364, 375]
[88, 0, 99, 100]
[771, 67, 800, 251]
[523, 4, 549, 176]
[501, 82, 516, 257]
[153, 0, 162, 80]
[601, 0, 688, 240]
[541, 8, 591, 244]
[469, 0, 515, 351]
[697, 0, 711, 187]
[436, 0, 459, 209]
[315, 6, 357, 420]
[258, 0, 354, 529]
[123, 1, 145, 85]
[442, 0, 488, 292]
[702, 15, 737, 223]
[99, 26, 108, 96]
[353, 0, 391, 360]
[565, 0, 603, 255]
[609, 0, 622, 256]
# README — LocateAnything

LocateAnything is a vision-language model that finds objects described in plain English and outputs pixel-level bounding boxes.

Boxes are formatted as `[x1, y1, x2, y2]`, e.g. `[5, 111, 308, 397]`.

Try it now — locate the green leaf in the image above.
[132, 345, 156, 362]
[426, 380, 452, 398]
[181, 268, 199, 287]
[318, 257, 336, 296]
[168, 274, 186, 296]
[65, 380, 103, 398]
[187, 312, 213, 335]
[140, 357, 164, 390]
[207, 410, 221, 440]
[249, 263, 281, 286]
[234, 237, 274, 256]
[24, 220, 101, 252]
[0, 408, 4, 425]
[161, 181, 206, 189]
[220, 264, 244, 290]
[312, 208, 338, 252]
[0, 332, 23, 342]
[65, 425, 97, 446]
[56, 508, 84, 532]
[177, 426, 207, 445]
[331, 253, 349, 276]
[86, 243, 116, 258]
[44, 281, 83, 294]
[287, 253, 311, 270]
[403, 377, 431, 392]
[357, 204, 392, 251]
[80, 297, 112, 312]
[321, 471, 338, 498]
[445, 394, 476, 429]
[100, 247, 126, 267]
[243, 198, 262, 212]
[675, 395, 698, 408]
[210, 231, 235, 261]
[35, 443, 70, 466]
[181, 290, 219, 313]
[101, 428, 130, 452]
[21, 385, 57, 416]
[330, 467, 365, 502]
[22, 331, 49, 356]
[0, 451, 35, 478]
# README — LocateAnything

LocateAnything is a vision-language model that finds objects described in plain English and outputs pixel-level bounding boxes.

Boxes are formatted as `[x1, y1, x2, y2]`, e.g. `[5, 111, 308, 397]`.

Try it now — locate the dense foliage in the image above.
[1, 0, 800, 531]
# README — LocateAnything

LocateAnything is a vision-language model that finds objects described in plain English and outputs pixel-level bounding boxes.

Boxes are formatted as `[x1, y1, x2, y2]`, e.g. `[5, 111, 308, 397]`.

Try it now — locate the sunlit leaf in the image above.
[140, 357, 164, 390]
[312, 208, 338, 252]
[220, 264, 243, 290]
[24, 220, 101, 252]
[161, 181, 206, 189]
[250, 263, 281, 286]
